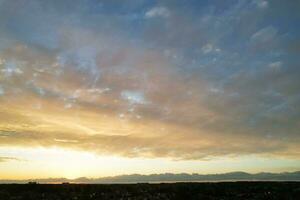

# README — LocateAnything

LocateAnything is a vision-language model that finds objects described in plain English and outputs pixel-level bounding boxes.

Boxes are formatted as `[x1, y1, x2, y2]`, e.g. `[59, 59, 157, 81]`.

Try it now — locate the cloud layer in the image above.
[0, 0, 300, 161]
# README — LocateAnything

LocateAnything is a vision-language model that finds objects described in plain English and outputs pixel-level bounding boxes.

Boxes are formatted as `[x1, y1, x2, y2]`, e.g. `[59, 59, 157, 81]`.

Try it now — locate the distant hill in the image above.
[1, 171, 299, 184]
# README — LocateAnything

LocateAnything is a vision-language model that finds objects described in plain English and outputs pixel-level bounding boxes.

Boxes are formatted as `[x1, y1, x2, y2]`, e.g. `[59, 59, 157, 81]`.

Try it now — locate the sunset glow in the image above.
[0, 0, 299, 180]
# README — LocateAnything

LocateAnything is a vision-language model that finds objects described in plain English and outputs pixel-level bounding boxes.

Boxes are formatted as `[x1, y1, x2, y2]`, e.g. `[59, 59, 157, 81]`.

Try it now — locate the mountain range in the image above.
[1, 171, 300, 184]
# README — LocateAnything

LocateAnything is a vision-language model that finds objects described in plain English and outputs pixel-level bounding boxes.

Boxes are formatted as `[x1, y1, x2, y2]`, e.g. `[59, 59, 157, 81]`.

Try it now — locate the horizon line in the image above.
[1, 170, 299, 182]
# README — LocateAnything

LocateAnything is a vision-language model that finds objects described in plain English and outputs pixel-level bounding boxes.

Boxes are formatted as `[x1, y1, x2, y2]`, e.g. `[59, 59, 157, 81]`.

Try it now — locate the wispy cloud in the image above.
[145, 7, 170, 18]
[0, 156, 22, 162]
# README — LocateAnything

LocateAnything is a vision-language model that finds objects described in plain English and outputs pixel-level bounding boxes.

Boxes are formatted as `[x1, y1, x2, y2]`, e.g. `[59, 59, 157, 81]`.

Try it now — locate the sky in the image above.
[0, 0, 300, 180]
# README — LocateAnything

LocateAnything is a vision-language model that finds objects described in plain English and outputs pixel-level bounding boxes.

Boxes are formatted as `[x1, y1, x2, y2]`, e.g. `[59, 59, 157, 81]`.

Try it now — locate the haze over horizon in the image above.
[0, 0, 300, 180]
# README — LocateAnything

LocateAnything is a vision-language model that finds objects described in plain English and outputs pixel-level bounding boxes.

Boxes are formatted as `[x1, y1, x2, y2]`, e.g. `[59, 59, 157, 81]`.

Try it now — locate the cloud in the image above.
[0, 86, 4, 96]
[1, 126, 297, 160]
[0, 0, 299, 162]
[268, 61, 282, 71]
[0, 156, 21, 162]
[255, 0, 269, 9]
[251, 26, 277, 41]
[201, 43, 214, 54]
[145, 7, 170, 18]
[121, 90, 148, 105]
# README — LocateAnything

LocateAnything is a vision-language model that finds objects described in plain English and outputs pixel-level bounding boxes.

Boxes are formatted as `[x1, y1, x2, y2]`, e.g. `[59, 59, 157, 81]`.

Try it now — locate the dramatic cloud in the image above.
[0, 0, 299, 177]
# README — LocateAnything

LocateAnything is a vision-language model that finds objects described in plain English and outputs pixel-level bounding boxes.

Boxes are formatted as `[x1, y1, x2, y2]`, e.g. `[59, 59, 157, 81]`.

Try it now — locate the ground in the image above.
[0, 182, 299, 200]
